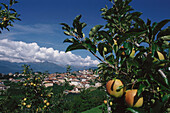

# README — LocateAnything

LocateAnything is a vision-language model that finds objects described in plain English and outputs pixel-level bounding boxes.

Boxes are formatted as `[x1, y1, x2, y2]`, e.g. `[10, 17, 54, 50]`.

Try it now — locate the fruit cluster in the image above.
[106, 79, 143, 108]
[20, 74, 53, 112]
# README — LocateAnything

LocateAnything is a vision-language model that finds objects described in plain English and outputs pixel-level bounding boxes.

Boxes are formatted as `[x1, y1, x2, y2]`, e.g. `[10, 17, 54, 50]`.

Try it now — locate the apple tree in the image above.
[19, 66, 55, 112]
[0, 0, 20, 33]
[21, 75, 54, 112]
[61, 0, 169, 112]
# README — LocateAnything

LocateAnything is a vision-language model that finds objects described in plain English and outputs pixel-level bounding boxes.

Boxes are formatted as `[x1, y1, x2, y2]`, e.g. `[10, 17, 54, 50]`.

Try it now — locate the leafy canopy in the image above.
[61, 0, 169, 112]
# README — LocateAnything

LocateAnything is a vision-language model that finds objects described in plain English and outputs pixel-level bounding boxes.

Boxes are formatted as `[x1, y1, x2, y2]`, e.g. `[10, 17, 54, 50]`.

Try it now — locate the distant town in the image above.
[0, 69, 102, 94]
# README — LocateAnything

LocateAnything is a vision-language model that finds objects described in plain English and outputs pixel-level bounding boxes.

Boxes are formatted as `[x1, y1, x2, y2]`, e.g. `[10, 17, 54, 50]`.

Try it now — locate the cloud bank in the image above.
[0, 39, 99, 67]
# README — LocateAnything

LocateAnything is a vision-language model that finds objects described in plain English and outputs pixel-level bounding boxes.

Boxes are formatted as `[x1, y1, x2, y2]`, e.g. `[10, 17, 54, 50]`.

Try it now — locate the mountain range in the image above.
[0, 60, 97, 74]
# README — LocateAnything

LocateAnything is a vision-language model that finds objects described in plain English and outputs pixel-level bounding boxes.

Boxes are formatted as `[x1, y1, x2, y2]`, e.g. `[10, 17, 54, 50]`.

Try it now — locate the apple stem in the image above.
[131, 79, 137, 89]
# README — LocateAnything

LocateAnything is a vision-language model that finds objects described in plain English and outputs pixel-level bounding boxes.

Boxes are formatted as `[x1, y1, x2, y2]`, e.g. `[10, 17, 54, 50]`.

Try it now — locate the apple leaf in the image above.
[153, 19, 170, 37]
[66, 43, 86, 52]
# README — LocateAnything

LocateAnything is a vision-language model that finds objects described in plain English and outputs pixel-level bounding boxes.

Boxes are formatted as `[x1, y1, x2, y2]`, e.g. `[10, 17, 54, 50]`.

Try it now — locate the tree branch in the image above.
[88, 49, 115, 69]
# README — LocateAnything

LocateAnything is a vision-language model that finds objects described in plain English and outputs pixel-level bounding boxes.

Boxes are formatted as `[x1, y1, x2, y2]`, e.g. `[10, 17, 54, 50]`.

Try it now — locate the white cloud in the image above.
[0, 39, 99, 67]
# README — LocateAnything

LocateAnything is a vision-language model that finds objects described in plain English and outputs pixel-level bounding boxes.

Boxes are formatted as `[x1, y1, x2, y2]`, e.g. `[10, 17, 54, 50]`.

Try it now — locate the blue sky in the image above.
[0, 0, 170, 67]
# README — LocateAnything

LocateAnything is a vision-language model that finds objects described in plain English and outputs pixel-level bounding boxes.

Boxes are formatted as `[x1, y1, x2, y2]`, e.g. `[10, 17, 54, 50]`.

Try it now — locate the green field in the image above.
[82, 104, 104, 113]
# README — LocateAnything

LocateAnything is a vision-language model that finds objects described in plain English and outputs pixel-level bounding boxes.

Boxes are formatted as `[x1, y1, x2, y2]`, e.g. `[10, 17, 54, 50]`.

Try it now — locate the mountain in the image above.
[0, 60, 97, 74]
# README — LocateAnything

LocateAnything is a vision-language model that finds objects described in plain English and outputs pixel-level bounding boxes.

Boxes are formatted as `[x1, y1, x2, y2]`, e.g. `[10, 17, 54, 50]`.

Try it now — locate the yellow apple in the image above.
[125, 89, 143, 107]
[104, 100, 107, 104]
[106, 79, 124, 98]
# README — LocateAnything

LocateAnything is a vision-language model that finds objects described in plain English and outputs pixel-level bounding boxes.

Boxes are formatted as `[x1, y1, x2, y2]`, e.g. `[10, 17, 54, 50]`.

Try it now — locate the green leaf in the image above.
[133, 18, 146, 30]
[98, 43, 112, 57]
[148, 26, 153, 41]
[113, 44, 118, 55]
[9, 15, 17, 19]
[63, 38, 78, 43]
[126, 12, 142, 22]
[105, 8, 115, 16]
[127, 57, 139, 68]
[151, 43, 157, 57]
[98, 30, 112, 43]
[149, 74, 170, 91]
[147, 19, 151, 26]
[100, 8, 106, 12]
[81, 22, 87, 28]
[83, 38, 96, 53]
[137, 84, 146, 96]
[152, 22, 157, 30]
[162, 41, 169, 47]
[117, 36, 128, 45]
[137, 38, 145, 44]
[73, 15, 82, 28]
[160, 35, 170, 41]
[89, 25, 103, 39]
[64, 31, 71, 36]
[106, 54, 115, 64]
[124, 0, 132, 6]
[71, 15, 86, 38]
[66, 43, 86, 52]
[60, 23, 70, 30]
[153, 19, 170, 37]
[126, 108, 140, 113]
[162, 94, 170, 102]
[98, 43, 105, 57]
[123, 42, 133, 55]
[10, 0, 13, 7]
[62, 26, 70, 32]
[120, 57, 126, 67]
[134, 51, 147, 61]
[14, 1, 19, 4]
[162, 73, 169, 86]
[74, 15, 82, 21]
[1, 3, 8, 10]
[9, 8, 16, 12]
[157, 26, 170, 39]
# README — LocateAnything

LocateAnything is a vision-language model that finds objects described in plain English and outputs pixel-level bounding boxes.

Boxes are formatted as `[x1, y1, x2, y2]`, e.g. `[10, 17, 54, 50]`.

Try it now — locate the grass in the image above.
[82, 104, 105, 113]
[88, 87, 97, 91]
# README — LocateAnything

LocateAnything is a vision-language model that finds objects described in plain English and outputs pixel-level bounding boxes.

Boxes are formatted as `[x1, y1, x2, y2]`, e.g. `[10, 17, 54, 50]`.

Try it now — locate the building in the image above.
[43, 81, 53, 87]
[0, 84, 10, 90]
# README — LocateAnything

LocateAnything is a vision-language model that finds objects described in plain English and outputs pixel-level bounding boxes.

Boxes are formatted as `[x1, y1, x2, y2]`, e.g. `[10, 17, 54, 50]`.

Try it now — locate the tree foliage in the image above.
[0, 0, 20, 33]
[20, 73, 53, 112]
[61, 0, 170, 112]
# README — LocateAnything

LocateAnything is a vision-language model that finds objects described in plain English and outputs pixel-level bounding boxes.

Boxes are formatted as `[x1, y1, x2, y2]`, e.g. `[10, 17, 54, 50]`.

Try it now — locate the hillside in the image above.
[0, 60, 97, 74]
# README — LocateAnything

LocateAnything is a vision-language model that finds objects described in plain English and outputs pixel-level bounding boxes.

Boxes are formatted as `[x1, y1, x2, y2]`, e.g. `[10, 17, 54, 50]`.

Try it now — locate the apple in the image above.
[104, 100, 107, 104]
[44, 100, 47, 103]
[22, 102, 26, 106]
[106, 79, 124, 98]
[110, 102, 113, 106]
[23, 98, 27, 101]
[46, 102, 50, 106]
[26, 105, 31, 108]
[130, 48, 135, 57]
[125, 89, 143, 107]
[104, 47, 107, 52]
